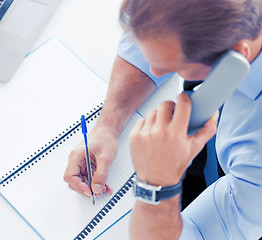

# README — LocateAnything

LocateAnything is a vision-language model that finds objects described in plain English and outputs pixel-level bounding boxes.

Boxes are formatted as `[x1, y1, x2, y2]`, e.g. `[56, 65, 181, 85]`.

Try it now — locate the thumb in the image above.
[190, 110, 219, 157]
[91, 160, 110, 194]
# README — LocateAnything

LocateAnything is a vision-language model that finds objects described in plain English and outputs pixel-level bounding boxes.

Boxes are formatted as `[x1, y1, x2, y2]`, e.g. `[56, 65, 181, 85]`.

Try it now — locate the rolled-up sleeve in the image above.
[117, 34, 174, 87]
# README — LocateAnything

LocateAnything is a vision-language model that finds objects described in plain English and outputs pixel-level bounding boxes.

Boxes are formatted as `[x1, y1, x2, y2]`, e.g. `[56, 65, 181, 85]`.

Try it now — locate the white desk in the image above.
[0, 0, 181, 239]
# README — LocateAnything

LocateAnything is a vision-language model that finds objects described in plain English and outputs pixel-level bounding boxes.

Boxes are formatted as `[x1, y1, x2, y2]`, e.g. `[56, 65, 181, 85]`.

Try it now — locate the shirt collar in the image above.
[238, 51, 262, 100]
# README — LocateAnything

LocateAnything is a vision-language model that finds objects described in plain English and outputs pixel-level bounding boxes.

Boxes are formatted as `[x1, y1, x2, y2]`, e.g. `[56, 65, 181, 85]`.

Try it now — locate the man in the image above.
[64, 0, 262, 239]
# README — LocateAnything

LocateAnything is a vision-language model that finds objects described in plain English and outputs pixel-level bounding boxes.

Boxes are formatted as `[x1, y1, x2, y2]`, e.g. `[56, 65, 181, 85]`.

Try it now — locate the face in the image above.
[137, 35, 211, 80]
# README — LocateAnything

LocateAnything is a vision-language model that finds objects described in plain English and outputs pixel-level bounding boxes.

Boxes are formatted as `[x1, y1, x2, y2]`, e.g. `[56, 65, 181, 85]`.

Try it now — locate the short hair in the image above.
[120, 0, 262, 65]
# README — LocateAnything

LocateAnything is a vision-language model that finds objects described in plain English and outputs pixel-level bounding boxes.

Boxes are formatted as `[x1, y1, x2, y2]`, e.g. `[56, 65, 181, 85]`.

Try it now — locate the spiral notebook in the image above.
[0, 37, 138, 239]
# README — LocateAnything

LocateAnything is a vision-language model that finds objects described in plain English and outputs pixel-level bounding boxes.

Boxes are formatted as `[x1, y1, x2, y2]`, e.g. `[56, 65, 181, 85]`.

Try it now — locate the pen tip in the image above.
[91, 196, 95, 205]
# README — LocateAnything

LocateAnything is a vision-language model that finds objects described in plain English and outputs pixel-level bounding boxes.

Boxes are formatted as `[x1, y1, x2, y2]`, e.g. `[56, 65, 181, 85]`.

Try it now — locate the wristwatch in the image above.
[133, 176, 182, 205]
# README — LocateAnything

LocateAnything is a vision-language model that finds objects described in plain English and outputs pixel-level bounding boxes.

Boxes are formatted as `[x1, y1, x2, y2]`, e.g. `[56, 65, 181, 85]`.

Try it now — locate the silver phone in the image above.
[186, 50, 250, 134]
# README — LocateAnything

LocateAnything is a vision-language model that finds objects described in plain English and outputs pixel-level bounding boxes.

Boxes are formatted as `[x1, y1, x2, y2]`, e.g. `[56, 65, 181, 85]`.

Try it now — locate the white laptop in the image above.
[0, 0, 61, 83]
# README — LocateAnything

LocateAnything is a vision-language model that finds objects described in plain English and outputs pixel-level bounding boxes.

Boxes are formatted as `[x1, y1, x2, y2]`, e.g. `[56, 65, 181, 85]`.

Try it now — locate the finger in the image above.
[131, 118, 145, 134]
[69, 183, 104, 197]
[95, 193, 103, 197]
[104, 184, 113, 195]
[64, 145, 87, 183]
[189, 111, 219, 157]
[68, 184, 91, 197]
[64, 153, 91, 195]
[143, 109, 157, 131]
[91, 156, 111, 194]
[68, 175, 91, 195]
[171, 93, 191, 134]
[73, 177, 105, 197]
[64, 155, 81, 185]
[156, 101, 175, 125]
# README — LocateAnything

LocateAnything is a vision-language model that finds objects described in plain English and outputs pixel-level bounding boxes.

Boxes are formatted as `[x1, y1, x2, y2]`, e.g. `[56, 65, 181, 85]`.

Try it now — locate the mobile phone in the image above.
[186, 50, 250, 134]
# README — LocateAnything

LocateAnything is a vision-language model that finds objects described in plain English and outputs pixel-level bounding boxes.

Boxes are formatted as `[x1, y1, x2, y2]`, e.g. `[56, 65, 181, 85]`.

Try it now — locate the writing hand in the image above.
[64, 126, 117, 197]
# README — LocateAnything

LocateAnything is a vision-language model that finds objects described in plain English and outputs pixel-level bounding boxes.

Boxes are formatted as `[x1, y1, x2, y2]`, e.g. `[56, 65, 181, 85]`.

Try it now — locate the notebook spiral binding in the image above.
[0, 103, 103, 187]
[74, 173, 136, 240]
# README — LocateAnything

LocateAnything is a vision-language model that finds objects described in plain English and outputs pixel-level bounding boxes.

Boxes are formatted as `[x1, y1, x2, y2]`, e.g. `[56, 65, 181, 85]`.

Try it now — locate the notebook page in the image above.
[0, 113, 140, 240]
[0, 38, 108, 178]
[84, 190, 134, 240]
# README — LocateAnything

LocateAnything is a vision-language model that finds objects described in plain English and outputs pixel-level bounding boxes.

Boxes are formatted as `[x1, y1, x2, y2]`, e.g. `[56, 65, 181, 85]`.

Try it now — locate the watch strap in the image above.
[155, 180, 182, 201]
[134, 176, 183, 205]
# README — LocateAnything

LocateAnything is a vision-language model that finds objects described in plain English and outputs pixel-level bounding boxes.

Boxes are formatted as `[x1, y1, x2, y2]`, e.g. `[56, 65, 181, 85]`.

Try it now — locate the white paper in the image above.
[0, 38, 107, 178]
[0, 38, 139, 239]
[0, 113, 138, 240]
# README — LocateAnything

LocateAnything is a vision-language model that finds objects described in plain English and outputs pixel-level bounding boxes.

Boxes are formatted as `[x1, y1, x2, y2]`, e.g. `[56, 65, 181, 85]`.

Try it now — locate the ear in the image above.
[233, 41, 251, 61]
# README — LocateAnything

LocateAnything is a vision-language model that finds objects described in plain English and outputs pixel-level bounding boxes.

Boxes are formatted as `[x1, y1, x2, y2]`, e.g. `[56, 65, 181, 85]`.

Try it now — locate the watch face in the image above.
[135, 185, 154, 201]
[133, 177, 182, 205]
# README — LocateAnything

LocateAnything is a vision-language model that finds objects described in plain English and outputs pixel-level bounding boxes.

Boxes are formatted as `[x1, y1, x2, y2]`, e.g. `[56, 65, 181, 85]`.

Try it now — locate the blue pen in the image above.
[81, 115, 95, 205]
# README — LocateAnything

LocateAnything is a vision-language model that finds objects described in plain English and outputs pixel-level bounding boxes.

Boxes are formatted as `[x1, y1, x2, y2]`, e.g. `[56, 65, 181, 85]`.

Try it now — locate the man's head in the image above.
[120, 0, 262, 66]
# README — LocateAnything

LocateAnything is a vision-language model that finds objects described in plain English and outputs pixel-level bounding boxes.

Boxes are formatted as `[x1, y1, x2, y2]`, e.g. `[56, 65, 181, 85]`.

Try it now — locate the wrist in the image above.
[131, 195, 183, 240]
[133, 176, 182, 205]
[95, 116, 123, 139]
[135, 171, 182, 187]
[135, 194, 181, 214]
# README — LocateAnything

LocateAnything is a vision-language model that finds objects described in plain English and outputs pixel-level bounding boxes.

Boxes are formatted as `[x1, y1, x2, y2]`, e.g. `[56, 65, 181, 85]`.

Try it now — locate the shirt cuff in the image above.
[117, 34, 174, 87]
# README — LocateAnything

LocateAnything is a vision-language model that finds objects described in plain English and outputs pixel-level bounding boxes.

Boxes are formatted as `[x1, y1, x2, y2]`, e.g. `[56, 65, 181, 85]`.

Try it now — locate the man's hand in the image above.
[63, 125, 117, 197]
[129, 93, 218, 240]
[130, 93, 218, 186]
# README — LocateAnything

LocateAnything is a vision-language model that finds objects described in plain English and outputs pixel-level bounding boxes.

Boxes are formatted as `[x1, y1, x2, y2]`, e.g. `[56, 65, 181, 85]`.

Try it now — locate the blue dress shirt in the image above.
[117, 34, 262, 239]
[117, 34, 174, 86]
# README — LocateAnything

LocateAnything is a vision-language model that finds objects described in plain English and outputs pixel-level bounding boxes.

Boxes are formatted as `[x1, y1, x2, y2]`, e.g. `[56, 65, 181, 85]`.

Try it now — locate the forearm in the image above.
[96, 55, 156, 137]
[130, 196, 183, 240]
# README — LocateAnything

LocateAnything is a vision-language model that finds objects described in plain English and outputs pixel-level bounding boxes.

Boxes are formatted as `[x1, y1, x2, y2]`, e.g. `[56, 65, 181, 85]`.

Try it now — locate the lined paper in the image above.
[0, 113, 138, 239]
[0, 38, 139, 239]
[0, 38, 107, 178]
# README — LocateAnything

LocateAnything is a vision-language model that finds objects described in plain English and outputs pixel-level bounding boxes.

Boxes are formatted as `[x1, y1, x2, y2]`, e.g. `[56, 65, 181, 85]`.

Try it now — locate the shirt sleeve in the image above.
[179, 179, 233, 240]
[117, 34, 174, 87]
[180, 166, 262, 240]
[180, 108, 262, 239]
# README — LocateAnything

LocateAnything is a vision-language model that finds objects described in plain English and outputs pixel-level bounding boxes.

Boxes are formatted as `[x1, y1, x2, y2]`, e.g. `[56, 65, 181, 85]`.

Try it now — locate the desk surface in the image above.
[0, 0, 181, 239]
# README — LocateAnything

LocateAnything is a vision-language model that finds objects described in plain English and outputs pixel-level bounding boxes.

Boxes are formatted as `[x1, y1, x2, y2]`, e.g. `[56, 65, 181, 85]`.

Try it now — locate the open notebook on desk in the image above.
[0, 37, 138, 239]
[0, 37, 109, 177]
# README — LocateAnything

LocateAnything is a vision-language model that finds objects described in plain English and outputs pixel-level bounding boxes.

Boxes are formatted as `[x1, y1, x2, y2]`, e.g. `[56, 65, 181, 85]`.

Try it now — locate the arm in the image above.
[130, 89, 262, 240]
[129, 95, 218, 240]
[95, 55, 156, 140]
[64, 34, 174, 196]
[88, 55, 157, 192]
[64, 55, 156, 196]
[131, 196, 182, 239]
[100, 32, 174, 136]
